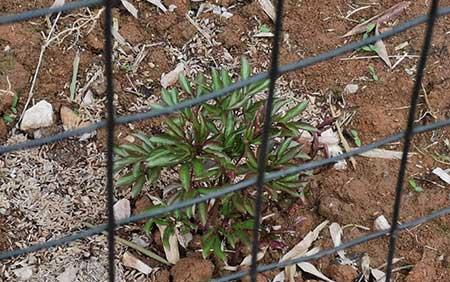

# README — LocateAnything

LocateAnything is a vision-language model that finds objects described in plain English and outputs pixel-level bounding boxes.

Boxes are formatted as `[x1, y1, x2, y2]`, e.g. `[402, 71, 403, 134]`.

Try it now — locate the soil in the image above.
[170, 257, 214, 282]
[0, 0, 449, 281]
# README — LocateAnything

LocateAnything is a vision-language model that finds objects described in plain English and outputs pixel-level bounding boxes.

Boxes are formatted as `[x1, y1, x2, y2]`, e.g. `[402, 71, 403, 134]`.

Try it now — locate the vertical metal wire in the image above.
[249, 0, 285, 281]
[385, 0, 440, 280]
[103, 0, 117, 281]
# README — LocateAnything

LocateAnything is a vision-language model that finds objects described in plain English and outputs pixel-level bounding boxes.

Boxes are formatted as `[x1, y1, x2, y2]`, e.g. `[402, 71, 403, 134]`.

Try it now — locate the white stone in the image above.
[113, 199, 130, 221]
[13, 265, 33, 281]
[20, 101, 54, 131]
[57, 265, 78, 282]
[81, 90, 94, 106]
[344, 84, 359, 94]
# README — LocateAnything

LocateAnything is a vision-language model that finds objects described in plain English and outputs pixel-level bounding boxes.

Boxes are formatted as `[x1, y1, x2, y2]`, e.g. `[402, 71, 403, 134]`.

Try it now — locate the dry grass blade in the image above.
[157, 224, 180, 264]
[240, 246, 268, 266]
[329, 223, 353, 264]
[146, 0, 168, 13]
[50, 0, 65, 8]
[121, 0, 138, 18]
[374, 24, 392, 67]
[297, 262, 335, 282]
[343, 1, 411, 37]
[281, 221, 329, 282]
[258, 0, 276, 22]
[70, 52, 80, 101]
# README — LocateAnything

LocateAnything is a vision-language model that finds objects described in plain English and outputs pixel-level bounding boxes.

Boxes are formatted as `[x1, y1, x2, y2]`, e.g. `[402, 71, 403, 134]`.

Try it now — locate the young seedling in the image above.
[114, 57, 315, 261]
[408, 178, 423, 192]
[350, 129, 362, 147]
[368, 65, 379, 81]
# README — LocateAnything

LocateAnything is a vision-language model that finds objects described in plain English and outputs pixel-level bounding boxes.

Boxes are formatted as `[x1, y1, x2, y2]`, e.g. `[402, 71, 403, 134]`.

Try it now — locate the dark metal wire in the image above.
[249, 0, 285, 280]
[1, 6, 450, 155]
[0, 0, 103, 25]
[1, 118, 449, 261]
[102, 0, 116, 280]
[385, 1, 440, 280]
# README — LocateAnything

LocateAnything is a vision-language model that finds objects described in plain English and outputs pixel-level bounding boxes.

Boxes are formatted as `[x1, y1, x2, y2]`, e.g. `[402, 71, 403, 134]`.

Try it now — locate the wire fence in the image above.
[0, 0, 449, 281]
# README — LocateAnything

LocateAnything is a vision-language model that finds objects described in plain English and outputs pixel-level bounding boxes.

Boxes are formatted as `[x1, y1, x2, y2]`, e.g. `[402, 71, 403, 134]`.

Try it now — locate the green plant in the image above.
[114, 58, 315, 261]
[408, 178, 423, 192]
[368, 65, 379, 81]
[350, 129, 362, 147]
[358, 23, 378, 53]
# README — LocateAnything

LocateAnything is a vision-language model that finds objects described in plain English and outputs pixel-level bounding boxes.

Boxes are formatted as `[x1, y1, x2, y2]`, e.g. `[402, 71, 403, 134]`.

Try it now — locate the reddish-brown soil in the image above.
[1, 0, 449, 281]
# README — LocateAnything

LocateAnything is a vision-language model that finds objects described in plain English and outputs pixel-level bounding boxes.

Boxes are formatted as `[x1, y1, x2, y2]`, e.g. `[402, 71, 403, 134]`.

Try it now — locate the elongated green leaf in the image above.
[133, 132, 154, 150]
[212, 236, 225, 261]
[147, 167, 161, 184]
[132, 162, 142, 178]
[201, 231, 215, 258]
[131, 175, 146, 198]
[198, 202, 207, 225]
[221, 69, 232, 87]
[192, 158, 204, 177]
[161, 88, 174, 106]
[279, 100, 309, 123]
[149, 134, 179, 145]
[194, 73, 208, 96]
[120, 144, 148, 155]
[240, 57, 251, 80]
[165, 119, 184, 138]
[180, 163, 191, 191]
[276, 138, 293, 158]
[162, 224, 175, 250]
[114, 156, 145, 172]
[178, 73, 193, 95]
[247, 79, 270, 96]
[211, 68, 222, 91]
[116, 173, 137, 187]
[114, 146, 129, 157]
[294, 122, 318, 132]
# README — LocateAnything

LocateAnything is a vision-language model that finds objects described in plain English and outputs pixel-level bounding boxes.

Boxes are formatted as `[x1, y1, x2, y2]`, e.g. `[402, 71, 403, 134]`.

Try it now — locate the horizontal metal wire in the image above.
[0, 117, 448, 261]
[213, 204, 450, 282]
[1, 6, 449, 155]
[0, 0, 103, 26]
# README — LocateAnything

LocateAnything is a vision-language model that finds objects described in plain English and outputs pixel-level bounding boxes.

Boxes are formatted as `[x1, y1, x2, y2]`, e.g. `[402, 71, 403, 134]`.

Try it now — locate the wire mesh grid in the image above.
[0, 0, 448, 281]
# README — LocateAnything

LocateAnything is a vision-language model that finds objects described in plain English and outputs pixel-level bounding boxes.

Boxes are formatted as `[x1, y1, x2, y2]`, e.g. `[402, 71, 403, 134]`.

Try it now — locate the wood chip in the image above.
[122, 252, 153, 274]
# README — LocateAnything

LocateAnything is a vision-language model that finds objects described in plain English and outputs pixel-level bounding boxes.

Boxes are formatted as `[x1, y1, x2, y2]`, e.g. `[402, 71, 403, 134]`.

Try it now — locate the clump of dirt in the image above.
[325, 264, 359, 282]
[170, 257, 214, 282]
